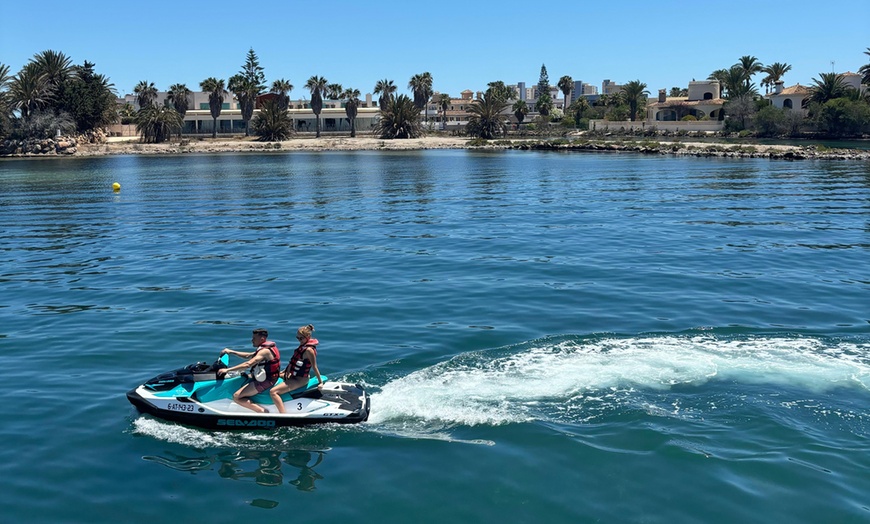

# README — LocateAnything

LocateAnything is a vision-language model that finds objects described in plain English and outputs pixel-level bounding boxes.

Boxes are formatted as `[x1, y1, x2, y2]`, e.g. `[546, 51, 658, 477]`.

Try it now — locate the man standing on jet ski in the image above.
[216, 328, 281, 413]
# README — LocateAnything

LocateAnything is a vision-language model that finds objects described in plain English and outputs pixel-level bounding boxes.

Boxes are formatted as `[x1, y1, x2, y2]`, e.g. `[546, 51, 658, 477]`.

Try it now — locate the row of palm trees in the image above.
[707, 56, 795, 99]
[132, 69, 435, 141]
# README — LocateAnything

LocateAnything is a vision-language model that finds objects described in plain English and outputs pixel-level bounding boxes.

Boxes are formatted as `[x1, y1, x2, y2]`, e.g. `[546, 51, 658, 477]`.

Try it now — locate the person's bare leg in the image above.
[232, 383, 268, 413]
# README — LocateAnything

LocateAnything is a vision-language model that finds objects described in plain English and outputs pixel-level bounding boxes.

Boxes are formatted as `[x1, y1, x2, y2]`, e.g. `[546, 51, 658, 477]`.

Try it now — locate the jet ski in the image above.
[127, 354, 370, 430]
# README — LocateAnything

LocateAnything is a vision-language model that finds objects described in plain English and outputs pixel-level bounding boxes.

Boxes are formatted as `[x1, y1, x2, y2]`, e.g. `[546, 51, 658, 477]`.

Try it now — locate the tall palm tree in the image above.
[620, 80, 649, 121]
[305, 75, 328, 137]
[859, 47, 870, 85]
[438, 93, 450, 130]
[557, 75, 574, 111]
[133, 80, 157, 109]
[408, 74, 425, 109]
[408, 72, 433, 122]
[567, 97, 590, 128]
[708, 69, 729, 96]
[721, 65, 756, 99]
[199, 77, 226, 138]
[512, 99, 528, 128]
[486, 81, 514, 102]
[228, 74, 258, 136]
[736, 55, 763, 90]
[270, 79, 293, 111]
[166, 83, 191, 119]
[809, 72, 851, 105]
[166, 83, 191, 138]
[32, 50, 73, 91]
[466, 93, 510, 139]
[0, 63, 11, 133]
[326, 83, 343, 101]
[374, 94, 423, 139]
[343, 88, 361, 137]
[373, 78, 396, 110]
[761, 62, 792, 93]
[10, 62, 50, 119]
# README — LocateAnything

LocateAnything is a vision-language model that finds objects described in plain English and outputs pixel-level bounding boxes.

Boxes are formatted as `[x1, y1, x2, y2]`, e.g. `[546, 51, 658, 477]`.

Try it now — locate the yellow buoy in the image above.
[112, 182, 121, 191]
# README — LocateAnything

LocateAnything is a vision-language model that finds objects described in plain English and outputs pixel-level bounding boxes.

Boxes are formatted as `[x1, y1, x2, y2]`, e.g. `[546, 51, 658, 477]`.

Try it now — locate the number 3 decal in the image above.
[297, 403, 303, 411]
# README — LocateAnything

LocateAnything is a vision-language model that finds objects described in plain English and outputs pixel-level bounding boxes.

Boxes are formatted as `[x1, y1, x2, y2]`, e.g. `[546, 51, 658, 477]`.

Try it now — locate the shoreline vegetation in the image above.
[2, 134, 869, 161]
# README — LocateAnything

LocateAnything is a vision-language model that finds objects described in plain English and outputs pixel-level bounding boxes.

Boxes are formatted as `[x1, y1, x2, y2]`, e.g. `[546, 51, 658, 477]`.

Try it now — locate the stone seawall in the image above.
[505, 140, 870, 161]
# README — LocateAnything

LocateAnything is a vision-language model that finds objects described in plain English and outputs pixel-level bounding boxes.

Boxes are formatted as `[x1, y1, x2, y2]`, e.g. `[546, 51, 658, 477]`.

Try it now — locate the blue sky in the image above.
[2, 0, 868, 98]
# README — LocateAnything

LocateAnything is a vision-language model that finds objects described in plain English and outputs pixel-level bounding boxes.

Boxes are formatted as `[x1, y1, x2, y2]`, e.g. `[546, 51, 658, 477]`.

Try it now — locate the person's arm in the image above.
[307, 348, 323, 389]
[219, 348, 265, 375]
[221, 348, 254, 359]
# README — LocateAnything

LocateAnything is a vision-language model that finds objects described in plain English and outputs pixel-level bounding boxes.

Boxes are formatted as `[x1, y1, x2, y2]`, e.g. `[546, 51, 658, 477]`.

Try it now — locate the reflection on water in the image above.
[143, 448, 326, 492]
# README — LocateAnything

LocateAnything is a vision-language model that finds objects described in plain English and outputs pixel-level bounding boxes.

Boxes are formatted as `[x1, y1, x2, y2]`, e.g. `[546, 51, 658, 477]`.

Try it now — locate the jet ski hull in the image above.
[127, 359, 370, 430]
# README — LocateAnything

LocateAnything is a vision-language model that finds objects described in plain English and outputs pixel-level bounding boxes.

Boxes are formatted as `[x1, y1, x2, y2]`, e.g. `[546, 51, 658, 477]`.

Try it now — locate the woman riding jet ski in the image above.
[126, 328, 369, 430]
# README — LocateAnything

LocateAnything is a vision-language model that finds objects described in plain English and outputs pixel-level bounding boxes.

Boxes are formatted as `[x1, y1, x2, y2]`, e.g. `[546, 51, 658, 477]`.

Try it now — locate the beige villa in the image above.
[646, 80, 726, 122]
[764, 81, 811, 114]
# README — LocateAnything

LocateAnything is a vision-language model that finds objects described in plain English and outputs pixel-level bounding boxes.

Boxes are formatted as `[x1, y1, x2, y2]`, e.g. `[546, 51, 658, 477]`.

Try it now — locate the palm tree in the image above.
[10, 62, 50, 119]
[809, 72, 851, 105]
[557, 75, 573, 112]
[736, 55, 763, 90]
[466, 92, 510, 139]
[438, 93, 450, 131]
[133, 80, 157, 109]
[32, 50, 72, 98]
[166, 83, 191, 129]
[620, 80, 649, 121]
[252, 99, 293, 141]
[135, 105, 183, 143]
[166, 83, 191, 139]
[270, 79, 293, 111]
[326, 83, 343, 101]
[668, 87, 688, 97]
[373, 78, 396, 110]
[859, 47, 870, 85]
[708, 69, 729, 96]
[228, 74, 258, 136]
[512, 99, 528, 128]
[0, 63, 11, 134]
[485, 81, 514, 102]
[722, 65, 756, 99]
[305, 75, 328, 137]
[199, 77, 226, 138]
[374, 94, 423, 139]
[535, 92, 553, 117]
[343, 88, 361, 137]
[408, 72, 433, 122]
[567, 97, 590, 128]
[761, 62, 792, 93]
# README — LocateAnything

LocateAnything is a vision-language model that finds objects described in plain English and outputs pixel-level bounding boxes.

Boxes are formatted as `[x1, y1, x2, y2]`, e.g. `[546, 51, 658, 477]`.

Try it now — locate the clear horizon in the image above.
[2, 0, 868, 99]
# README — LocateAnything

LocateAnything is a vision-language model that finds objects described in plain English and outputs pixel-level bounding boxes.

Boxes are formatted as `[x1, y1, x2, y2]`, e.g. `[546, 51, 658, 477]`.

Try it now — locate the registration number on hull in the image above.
[167, 402, 195, 412]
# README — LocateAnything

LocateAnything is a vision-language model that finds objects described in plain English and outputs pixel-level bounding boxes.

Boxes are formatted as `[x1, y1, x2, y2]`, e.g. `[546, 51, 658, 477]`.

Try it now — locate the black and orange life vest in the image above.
[285, 338, 318, 378]
[251, 341, 281, 382]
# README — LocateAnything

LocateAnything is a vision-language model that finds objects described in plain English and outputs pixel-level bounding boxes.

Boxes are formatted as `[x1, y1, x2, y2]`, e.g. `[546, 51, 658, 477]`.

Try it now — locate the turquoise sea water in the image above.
[0, 150, 868, 523]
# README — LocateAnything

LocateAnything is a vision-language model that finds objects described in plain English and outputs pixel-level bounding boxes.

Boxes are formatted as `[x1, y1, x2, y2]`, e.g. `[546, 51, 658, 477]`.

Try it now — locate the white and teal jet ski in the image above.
[127, 354, 370, 430]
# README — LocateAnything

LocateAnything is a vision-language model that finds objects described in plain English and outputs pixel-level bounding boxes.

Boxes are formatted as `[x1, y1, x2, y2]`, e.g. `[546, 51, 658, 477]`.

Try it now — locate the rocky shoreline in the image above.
[505, 139, 870, 160]
[2, 134, 868, 161]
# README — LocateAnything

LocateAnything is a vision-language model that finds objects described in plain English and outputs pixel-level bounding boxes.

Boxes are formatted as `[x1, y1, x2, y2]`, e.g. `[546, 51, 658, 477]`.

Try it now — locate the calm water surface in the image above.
[0, 151, 868, 523]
